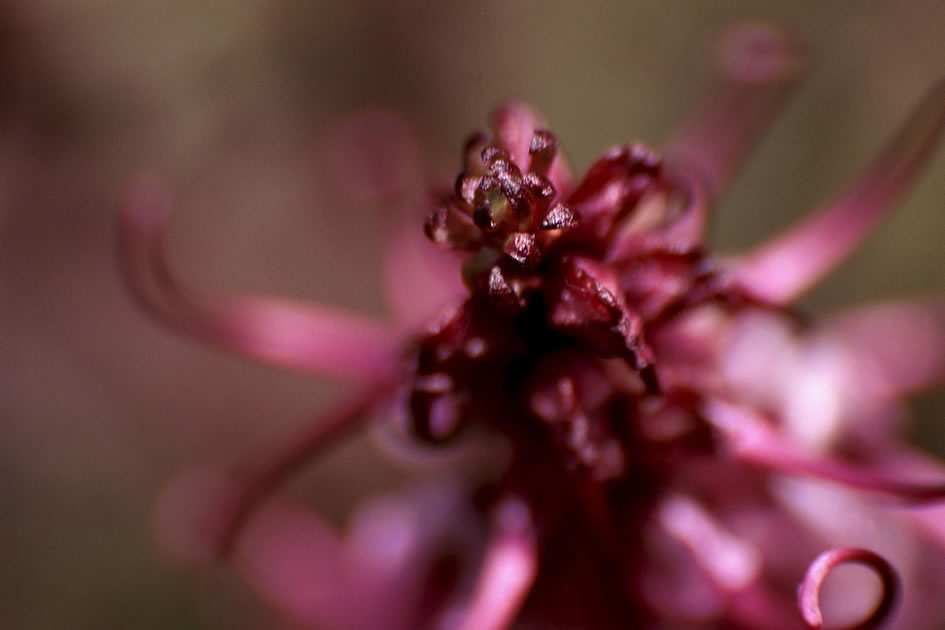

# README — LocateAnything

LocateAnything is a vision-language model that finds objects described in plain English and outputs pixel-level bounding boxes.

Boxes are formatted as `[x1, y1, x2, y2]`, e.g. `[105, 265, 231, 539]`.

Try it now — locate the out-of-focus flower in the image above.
[120, 23, 945, 630]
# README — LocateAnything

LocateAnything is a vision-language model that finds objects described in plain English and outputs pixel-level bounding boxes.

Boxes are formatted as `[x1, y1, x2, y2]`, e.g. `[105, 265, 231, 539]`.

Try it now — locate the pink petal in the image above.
[118, 175, 400, 381]
[663, 23, 805, 242]
[456, 498, 537, 630]
[703, 399, 945, 502]
[234, 500, 350, 626]
[490, 104, 545, 174]
[382, 213, 467, 331]
[657, 494, 761, 593]
[152, 467, 245, 568]
[868, 446, 945, 551]
[821, 296, 945, 395]
[318, 106, 469, 331]
[490, 103, 572, 195]
[734, 79, 945, 304]
[214, 384, 389, 556]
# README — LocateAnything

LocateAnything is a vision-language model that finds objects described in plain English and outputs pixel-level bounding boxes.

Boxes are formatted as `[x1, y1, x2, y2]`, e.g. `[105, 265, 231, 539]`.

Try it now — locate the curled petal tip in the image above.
[663, 23, 804, 241]
[326, 107, 421, 203]
[715, 22, 806, 85]
[797, 548, 900, 630]
[117, 175, 400, 382]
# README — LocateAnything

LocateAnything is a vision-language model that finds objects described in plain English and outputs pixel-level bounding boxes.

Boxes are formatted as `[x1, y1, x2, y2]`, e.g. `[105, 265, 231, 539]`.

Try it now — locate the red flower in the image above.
[121, 23, 945, 630]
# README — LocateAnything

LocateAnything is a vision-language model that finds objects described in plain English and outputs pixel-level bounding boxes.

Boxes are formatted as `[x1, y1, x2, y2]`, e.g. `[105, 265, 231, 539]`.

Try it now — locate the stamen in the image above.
[457, 498, 537, 630]
[797, 548, 899, 629]
[216, 383, 390, 556]
[663, 23, 805, 241]
[734, 79, 945, 304]
[118, 175, 400, 382]
[704, 399, 945, 502]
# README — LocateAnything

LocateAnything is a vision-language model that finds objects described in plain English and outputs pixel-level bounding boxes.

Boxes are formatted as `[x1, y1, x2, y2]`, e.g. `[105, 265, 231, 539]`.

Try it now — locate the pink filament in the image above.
[735, 79, 945, 305]
[118, 175, 400, 382]
[797, 548, 899, 629]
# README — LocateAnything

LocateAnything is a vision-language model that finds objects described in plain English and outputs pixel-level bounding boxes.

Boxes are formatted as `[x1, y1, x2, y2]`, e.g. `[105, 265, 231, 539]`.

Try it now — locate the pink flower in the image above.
[120, 23, 945, 630]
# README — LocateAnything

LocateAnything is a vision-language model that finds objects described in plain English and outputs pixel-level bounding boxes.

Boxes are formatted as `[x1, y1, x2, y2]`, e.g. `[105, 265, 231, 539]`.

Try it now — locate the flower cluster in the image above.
[121, 23, 945, 630]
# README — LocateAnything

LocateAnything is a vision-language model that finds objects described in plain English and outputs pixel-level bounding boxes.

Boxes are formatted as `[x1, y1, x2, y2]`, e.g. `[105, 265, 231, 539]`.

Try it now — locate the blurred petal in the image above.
[457, 498, 537, 630]
[663, 23, 805, 241]
[215, 384, 389, 555]
[321, 108, 468, 330]
[821, 296, 945, 395]
[234, 501, 348, 626]
[153, 467, 244, 568]
[326, 107, 423, 204]
[657, 494, 761, 592]
[118, 175, 399, 381]
[490, 104, 546, 174]
[704, 399, 945, 502]
[383, 214, 467, 331]
[489, 103, 572, 196]
[734, 79, 945, 304]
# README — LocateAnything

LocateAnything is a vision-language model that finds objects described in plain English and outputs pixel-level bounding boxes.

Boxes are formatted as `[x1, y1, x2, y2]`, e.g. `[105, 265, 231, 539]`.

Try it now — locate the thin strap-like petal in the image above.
[456, 498, 537, 630]
[658, 493, 761, 592]
[822, 296, 945, 394]
[118, 176, 400, 381]
[734, 79, 945, 304]
[663, 23, 805, 242]
[797, 548, 900, 629]
[215, 383, 389, 556]
[703, 399, 945, 502]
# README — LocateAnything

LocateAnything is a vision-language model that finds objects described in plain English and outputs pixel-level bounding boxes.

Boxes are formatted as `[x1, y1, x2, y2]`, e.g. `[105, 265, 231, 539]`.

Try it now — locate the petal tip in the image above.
[715, 22, 806, 85]
[121, 173, 173, 231]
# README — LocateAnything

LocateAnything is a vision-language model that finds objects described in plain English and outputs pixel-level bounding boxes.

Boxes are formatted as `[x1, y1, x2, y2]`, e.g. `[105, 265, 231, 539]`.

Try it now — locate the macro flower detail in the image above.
[120, 23, 945, 630]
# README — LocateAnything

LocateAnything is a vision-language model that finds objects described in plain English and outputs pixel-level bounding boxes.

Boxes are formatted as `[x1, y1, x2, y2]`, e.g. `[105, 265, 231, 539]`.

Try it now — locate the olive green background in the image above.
[2, 2, 944, 628]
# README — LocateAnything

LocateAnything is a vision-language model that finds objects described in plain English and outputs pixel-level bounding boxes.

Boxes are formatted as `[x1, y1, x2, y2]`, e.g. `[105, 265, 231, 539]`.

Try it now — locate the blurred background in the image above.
[2, 1, 944, 628]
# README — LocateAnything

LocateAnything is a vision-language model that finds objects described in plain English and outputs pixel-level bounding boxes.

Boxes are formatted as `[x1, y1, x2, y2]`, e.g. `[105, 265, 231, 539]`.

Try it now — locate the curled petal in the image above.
[325, 107, 422, 204]
[821, 296, 945, 395]
[663, 23, 805, 241]
[456, 498, 537, 630]
[704, 399, 945, 502]
[797, 548, 900, 629]
[734, 79, 945, 304]
[118, 175, 400, 381]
